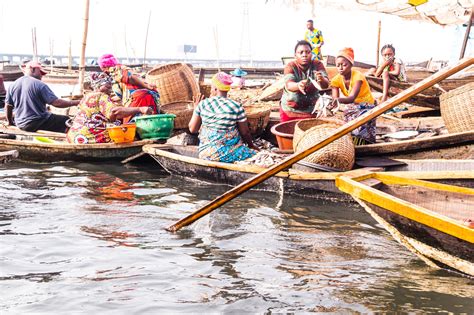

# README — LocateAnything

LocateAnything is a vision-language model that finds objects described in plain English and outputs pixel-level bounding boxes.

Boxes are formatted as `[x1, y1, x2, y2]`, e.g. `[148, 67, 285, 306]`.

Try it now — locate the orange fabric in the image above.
[337, 47, 354, 65]
[330, 70, 375, 104]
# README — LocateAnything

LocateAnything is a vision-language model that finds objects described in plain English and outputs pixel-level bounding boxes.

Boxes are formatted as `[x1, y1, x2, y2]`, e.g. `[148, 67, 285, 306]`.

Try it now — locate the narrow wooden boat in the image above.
[366, 75, 441, 109]
[0, 149, 18, 163]
[366, 74, 474, 109]
[0, 64, 23, 82]
[336, 172, 474, 277]
[356, 130, 474, 160]
[0, 133, 155, 162]
[142, 144, 474, 200]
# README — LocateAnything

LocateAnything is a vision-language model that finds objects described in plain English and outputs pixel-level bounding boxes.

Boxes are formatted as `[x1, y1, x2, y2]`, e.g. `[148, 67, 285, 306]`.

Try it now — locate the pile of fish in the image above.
[235, 150, 287, 168]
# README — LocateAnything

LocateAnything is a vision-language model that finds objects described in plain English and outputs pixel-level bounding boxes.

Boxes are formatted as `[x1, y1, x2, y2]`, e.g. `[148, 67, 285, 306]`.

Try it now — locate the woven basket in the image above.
[199, 83, 212, 99]
[244, 104, 272, 136]
[146, 63, 199, 105]
[293, 118, 345, 151]
[293, 123, 355, 171]
[160, 101, 194, 130]
[440, 82, 474, 133]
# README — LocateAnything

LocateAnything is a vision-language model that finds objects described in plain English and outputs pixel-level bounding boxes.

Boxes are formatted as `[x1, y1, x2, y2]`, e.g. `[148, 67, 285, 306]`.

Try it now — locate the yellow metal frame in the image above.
[336, 171, 474, 243]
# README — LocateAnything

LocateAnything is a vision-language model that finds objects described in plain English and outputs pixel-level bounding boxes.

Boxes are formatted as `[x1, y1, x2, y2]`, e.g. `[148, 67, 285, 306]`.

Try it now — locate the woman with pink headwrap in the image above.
[188, 72, 258, 163]
[98, 54, 159, 123]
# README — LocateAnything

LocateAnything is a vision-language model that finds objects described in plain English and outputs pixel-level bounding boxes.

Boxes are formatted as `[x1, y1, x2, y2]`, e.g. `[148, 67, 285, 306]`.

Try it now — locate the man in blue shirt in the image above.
[5, 61, 80, 132]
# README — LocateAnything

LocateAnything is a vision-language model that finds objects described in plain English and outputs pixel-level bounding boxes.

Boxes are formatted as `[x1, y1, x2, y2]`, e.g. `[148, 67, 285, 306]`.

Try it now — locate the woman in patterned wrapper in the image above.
[188, 72, 258, 163]
[66, 72, 152, 144]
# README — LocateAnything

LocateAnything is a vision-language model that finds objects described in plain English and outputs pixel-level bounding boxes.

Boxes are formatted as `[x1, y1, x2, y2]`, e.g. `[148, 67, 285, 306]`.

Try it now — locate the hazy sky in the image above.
[0, 0, 471, 65]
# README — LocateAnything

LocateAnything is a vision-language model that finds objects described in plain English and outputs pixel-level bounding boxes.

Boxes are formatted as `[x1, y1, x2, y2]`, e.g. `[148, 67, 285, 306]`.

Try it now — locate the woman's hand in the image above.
[110, 107, 137, 120]
[192, 93, 205, 108]
[139, 106, 153, 115]
[297, 80, 307, 95]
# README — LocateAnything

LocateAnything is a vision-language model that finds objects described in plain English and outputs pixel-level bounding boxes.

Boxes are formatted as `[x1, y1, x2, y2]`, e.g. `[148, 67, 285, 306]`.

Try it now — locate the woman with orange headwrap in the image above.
[98, 54, 159, 123]
[188, 72, 258, 163]
[330, 48, 377, 145]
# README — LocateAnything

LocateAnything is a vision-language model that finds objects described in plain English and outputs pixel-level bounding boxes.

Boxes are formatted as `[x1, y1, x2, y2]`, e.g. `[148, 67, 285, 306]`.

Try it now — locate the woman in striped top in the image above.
[188, 72, 258, 163]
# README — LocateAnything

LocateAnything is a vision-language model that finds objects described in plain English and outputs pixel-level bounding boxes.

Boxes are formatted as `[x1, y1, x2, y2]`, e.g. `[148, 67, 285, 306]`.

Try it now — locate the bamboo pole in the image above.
[143, 10, 151, 66]
[459, 7, 473, 59]
[376, 20, 381, 67]
[166, 56, 474, 232]
[78, 0, 90, 94]
[68, 40, 72, 71]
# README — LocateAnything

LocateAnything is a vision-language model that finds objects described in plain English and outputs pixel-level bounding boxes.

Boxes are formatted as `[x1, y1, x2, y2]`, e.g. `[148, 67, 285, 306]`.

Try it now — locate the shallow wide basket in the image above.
[106, 123, 136, 144]
[293, 123, 355, 171]
[146, 63, 199, 105]
[160, 101, 194, 130]
[293, 118, 345, 151]
[244, 104, 272, 136]
[135, 114, 176, 140]
[440, 82, 474, 133]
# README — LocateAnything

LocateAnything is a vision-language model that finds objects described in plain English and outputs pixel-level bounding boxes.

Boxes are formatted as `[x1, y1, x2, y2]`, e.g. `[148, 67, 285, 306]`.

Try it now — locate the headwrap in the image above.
[98, 54, 119, 68]
[337, 47, 354, 65]
[211, 72, 233, 92]
[88, 72, 112, 90]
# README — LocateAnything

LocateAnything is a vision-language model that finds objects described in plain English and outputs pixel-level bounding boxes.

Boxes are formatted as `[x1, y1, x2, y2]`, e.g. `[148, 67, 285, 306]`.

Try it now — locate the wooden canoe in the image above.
[336, 172, 474, 276]
[356, 130, 474, 160]
[0, 149, 18, 163]
[0, 135, 155, 162]
[142, 144, 474, 200]
[366, 75, 441, 109]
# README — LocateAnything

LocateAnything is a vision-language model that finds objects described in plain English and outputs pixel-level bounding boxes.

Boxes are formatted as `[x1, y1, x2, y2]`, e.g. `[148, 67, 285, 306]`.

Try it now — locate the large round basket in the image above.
[440, 82, 474, 133]
[293, 123, 355, 171]
[244, 104, 272, 136]
[293, 118, 345, 151]
[146, 63, 199, 105]
[160, 101, 194, 130]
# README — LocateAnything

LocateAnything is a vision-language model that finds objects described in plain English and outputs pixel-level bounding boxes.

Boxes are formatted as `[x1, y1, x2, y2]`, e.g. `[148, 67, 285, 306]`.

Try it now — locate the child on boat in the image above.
[330, 47, 377, 145]
[366, 44, 407, 102]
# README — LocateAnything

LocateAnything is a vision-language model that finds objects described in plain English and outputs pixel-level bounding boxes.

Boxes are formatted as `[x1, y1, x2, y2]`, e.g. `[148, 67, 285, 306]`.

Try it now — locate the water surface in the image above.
[1, 161, 472, 313]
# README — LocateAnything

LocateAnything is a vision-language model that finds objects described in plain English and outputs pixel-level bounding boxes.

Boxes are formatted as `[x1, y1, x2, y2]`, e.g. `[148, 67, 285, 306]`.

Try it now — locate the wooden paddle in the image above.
[166, 56, 474, 232]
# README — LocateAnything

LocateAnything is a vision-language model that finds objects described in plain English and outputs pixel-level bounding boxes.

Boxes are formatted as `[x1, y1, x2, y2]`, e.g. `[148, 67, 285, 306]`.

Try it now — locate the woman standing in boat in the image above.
[280, 40, 329, 122]
[66, 72, 152, 144]
[98, 54, 159, 123]
[330, 48, 377, 145]
[188, 72, 258, 163]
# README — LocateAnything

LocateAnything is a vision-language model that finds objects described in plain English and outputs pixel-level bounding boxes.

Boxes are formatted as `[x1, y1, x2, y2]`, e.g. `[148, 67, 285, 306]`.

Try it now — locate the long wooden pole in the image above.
[78, 0, 90, 94]
[166, 56, 474, 232]
[459, 7, 473, 59]
[143, 10, 152, 66]
[376, 20, 381, 67]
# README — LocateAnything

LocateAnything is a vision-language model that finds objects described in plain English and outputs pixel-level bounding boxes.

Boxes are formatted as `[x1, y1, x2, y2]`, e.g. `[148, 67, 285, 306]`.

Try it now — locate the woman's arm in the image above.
[109, 106, 152, 121]
[375, 57, 393, 77]
[336, 80, 362, 104]
[188, 113, 202, 134]
[286, 79, 308, 95]
[388, 61, 401, 77]
[128, 73, 157, 90]
[237, 121, 258, 150]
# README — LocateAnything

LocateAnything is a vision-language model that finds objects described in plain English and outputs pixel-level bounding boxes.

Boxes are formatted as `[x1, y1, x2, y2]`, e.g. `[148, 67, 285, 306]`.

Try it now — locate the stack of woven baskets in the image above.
[243, 104, 272, 136]
[293, 118, 355, 171]
[440, 82, 474, 133]
[146, 63, 199, 129]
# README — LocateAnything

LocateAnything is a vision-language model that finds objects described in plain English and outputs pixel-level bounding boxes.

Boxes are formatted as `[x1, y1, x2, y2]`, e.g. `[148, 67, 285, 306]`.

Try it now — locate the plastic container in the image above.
[106, 123, 137, 143]
[270, 120, 298, 150]
[135, 114, 176, 140]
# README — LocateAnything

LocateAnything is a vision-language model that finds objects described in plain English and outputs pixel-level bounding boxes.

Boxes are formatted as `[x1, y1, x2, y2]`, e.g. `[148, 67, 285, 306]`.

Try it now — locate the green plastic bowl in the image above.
[135, 114, 176, 140]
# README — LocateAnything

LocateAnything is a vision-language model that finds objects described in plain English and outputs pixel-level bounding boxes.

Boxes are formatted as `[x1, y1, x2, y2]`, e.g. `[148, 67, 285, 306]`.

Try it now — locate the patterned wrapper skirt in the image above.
[198, 126, 257, 163]
[344, 103, 376, 144]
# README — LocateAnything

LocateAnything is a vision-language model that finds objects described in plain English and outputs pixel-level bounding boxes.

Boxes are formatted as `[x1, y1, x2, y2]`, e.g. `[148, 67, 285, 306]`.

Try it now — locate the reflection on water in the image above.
[0, 161, 473, 313]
